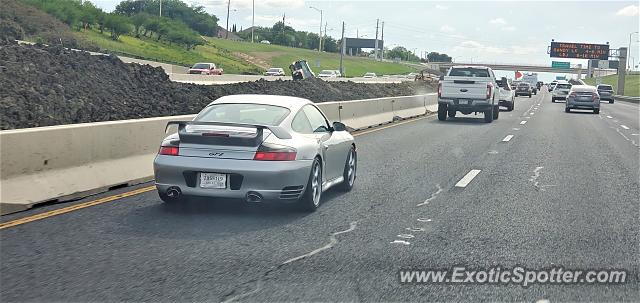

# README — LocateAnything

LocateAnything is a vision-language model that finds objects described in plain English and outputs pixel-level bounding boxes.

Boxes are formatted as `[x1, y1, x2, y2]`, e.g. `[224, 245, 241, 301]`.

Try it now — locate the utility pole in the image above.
[225, 0, 231, 39]
[251, 0, 255, 43]
[340, 21, 345, 77]
[324, 21, 327, 51]
[309, 6, 323, 52]
[159, 0, 162, 17]
[374, 19, 379, 60]
[380, 21, 384, 61]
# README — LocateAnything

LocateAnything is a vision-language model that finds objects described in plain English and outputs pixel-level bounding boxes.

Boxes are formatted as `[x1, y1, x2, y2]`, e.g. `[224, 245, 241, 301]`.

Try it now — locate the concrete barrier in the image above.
[0, 94, 435, 214]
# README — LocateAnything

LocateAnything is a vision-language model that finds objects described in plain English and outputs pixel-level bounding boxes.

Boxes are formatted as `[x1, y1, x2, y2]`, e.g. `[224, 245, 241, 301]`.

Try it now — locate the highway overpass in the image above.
[430, 62, 588, 75]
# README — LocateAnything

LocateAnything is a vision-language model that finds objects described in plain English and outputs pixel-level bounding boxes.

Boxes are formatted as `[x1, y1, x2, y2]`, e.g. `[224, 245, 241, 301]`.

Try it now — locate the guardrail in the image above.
[0, 94, 437, 214]
[614, 95, 640, 104]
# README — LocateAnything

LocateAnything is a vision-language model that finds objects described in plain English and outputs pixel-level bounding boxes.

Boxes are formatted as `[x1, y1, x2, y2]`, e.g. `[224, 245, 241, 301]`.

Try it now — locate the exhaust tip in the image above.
[246, 191, 263, 203]
[166, 187, 182, 199]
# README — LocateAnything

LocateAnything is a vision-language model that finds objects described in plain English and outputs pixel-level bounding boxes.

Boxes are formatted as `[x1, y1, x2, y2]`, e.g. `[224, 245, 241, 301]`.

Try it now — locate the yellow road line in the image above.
[0, 113, 432, 230]
[0, 185, 156, 230]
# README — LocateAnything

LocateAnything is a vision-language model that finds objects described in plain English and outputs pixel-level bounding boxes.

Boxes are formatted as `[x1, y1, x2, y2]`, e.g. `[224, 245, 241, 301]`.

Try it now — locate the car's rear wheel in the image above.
[493, 105, 499, 120]
[528, 94, 532, 98]
[484, 107, 493, 123]
[609, 100, 614, 104]
[552, 98, 556, 103]
[300, 158, 322, 212]
[565, 107, 570, 113]
[438, 104, 447, 121]
[594, 108, 600, 114]
[448, 110, 456, 118]
[509, 100, 515, 111]
[339, 148, 357, 192]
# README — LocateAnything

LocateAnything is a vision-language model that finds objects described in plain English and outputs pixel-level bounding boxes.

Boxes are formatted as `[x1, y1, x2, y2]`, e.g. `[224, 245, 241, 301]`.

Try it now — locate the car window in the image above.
[449, 67, 489, 77]
[195, 103, 290, 126]
[597, 85, 613, 90]
[557, 84, 572, 89]
[302, 105, 329, 133]
[291, 109, 313, 133]
[192, 63, 210, 69]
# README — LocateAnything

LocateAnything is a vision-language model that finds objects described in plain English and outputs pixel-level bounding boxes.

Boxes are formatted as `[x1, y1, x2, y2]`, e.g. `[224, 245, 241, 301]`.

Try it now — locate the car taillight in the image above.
[569, 92, 577, 98]
[159, 146, 179, 156]
[592, 93, 598, 101]
[254, 143, 297, 161]
[486, 83, 493, 100]
[437, 82, 442, 98]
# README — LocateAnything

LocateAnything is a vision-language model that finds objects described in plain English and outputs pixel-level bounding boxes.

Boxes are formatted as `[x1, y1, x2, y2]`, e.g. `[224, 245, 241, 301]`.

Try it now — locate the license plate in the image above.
[458, 100, 469, 105]
[200, 173, 227, 189]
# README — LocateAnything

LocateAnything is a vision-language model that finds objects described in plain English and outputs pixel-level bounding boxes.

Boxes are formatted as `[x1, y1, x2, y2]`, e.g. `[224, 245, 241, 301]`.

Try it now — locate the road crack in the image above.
[417, 184, 443, 206]
[221, 221, 358, 303]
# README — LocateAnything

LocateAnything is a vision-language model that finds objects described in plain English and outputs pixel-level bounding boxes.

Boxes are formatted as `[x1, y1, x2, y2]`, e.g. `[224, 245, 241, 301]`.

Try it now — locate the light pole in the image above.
[309, 6, 323, 52]
[251, 0, 255, 43]
[225, 0, 231, 39]
[628, 31, 638, 71]
[159, 0, 162, 17]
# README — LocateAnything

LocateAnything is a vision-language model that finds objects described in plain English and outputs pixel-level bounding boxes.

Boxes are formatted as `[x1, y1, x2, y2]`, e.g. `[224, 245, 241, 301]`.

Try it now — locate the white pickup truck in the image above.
[437, 66, 503, 123]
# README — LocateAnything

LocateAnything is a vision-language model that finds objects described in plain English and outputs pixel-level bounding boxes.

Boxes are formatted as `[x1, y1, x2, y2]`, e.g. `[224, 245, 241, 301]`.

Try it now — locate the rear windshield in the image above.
[597, 85, 613, 90]
[518, 83, 529, 87]
[556, 84, 572, 89]
[195, 103, 290, 126]
[365, 73, 376, 76]
[192, 63, 210, 69]
[449, 68, 489, 77]
[320, 70, 334, 74]
[268, 68, 281, 72]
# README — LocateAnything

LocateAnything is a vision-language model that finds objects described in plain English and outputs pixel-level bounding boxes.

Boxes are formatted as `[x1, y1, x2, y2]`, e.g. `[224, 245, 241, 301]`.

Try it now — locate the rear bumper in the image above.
[567, 100, 600, 109]
[153, 155, 312, 202]
[553, 95, 567, 100]
[438, 98, 493, 111]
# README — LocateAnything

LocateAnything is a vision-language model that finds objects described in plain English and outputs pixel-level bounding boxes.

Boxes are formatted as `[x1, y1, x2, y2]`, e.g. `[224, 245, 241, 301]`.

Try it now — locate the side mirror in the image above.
[332, 121, 346, 132]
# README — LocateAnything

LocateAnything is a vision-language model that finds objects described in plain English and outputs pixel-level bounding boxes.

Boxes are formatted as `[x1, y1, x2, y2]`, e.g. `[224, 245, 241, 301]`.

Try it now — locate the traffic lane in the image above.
[238, 91, 638, 302]
[598, 101, 640, 133]
[0, 94, 543, 301]
[218, 94, 554, 301]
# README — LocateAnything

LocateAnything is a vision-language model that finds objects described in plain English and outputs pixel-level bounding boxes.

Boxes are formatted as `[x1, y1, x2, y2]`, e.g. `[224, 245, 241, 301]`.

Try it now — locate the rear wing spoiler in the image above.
[165, 121, 292, 146]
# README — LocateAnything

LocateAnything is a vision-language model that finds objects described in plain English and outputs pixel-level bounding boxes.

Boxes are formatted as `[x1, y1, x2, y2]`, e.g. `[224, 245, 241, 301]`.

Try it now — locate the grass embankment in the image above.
[76, 30, 417, 77]
[583, 74, 639, 97]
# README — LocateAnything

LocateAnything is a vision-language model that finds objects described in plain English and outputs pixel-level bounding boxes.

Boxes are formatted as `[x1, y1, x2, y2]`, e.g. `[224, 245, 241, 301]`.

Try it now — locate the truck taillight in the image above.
[438, 82, 443, 98]
[486, 83, 493, 100]
[159, 146, 179, 156]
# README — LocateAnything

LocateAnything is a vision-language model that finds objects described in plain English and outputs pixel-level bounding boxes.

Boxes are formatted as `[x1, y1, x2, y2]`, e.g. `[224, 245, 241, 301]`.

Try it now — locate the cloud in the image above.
[245, 14, 318, 29]
[435, 4, 448, 10]
[502, 26, 517, 32]
[454, 40, 507, 54]
[489, 18, 507, 25]
[616, 5, 639, 16]
[440, 25, 456, 33]
[200, 0, 304, 10]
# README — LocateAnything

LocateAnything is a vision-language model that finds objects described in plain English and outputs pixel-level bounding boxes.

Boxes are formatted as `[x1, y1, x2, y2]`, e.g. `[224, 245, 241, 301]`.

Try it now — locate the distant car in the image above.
[318, 70, 338, 78]
[548, 80, 558, 92]
[189, 63, 223, 75]
[406, 72, 418, 79]
[264, 68, 285, 76]
[536, 81, 544, 89]
[498, 78, 515, 111]
[552, 82, 572, 102]
[565, 85, 600, 114]
[153, 95, 357, 212]
[333, 70, 342, 77]
[515, 82, 532, 98]
[596, 84, 614, 103]
[260, 40, 271, 44]
[363, 72, 377, 78]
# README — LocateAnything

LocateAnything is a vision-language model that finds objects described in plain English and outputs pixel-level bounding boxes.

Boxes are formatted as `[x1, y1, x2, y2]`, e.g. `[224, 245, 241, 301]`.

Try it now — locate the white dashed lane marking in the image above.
[455, 170, 482, 188]
[520, 121, 527, 125]
[502, 135, 514, 142]
[620, 125, 630, 130]
[607, 116, 613, 119]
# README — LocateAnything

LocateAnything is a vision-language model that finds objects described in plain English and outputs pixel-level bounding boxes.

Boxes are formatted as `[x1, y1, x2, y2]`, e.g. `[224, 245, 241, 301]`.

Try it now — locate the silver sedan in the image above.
[153, 94, 357, 211]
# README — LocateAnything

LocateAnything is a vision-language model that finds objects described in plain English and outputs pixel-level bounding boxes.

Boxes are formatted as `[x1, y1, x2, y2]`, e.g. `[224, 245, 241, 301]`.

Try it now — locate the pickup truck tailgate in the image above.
[441, 77, 488, 100]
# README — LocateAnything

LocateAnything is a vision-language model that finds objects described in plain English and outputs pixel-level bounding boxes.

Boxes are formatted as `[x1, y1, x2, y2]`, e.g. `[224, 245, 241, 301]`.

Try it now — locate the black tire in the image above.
[565, 107, 570, 113]
[438, 104, 447, 121]
[528, 94, 532, 98]
[484, 107, 493, 123]
[552, 98, 556, 103]
[493, 105, 499, 120]
[339, 147, 357, 192]
[299, 158, 322, 212]
[448, 110, 456, 118]
[609, 100, 614, 104]
[509, 100, 515, 111]
[594, 108, 600, 114]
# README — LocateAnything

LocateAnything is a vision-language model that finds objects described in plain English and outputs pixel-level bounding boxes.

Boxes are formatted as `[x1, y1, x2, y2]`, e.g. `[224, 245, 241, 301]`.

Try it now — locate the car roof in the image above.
[450, 65, 490, 69]
[570, 85, 596, 91]
[209, 94, 312, 110]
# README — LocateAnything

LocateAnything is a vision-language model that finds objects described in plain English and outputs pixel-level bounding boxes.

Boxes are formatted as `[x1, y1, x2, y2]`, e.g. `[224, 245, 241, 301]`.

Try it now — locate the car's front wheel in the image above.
[339, 147, 357, 192]
[300, 158, 322, 212]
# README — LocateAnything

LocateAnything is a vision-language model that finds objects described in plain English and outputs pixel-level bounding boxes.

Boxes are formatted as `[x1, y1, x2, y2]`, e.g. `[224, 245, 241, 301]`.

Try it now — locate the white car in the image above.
[318, 70, 338, 78]
[333, 70, 342, 77]
[264, 68, 285, 76]
[260, 40, 271, 44]
[498, 79, 515, 111]
[363, 72, 377, 78]
[552, 82, 572, 102]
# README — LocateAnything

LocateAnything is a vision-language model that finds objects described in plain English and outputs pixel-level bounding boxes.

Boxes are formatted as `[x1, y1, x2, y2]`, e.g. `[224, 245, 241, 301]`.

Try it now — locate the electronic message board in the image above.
[550, 42, 609, 60]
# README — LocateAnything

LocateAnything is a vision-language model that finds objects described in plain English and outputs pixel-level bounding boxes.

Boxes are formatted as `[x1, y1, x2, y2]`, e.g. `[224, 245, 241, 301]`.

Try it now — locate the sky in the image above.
[92, 0, 639, 81]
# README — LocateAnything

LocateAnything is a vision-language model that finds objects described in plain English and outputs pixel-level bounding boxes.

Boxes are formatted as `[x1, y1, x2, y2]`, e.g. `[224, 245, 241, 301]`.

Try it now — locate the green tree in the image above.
[130, 13, 150, 37]
[104, 13, 132, 40]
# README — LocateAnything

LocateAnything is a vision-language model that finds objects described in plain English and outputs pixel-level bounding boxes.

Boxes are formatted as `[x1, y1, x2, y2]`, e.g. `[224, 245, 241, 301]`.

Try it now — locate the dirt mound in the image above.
[0, 43, 432, 130]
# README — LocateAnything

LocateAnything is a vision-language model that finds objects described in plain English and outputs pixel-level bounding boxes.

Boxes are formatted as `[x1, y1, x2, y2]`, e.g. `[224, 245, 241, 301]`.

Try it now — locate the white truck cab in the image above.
[437, 66, 502, 123]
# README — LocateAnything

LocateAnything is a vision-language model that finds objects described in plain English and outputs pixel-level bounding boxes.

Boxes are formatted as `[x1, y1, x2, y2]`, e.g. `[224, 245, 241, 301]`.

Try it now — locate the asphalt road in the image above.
[1, 90, 638, 302]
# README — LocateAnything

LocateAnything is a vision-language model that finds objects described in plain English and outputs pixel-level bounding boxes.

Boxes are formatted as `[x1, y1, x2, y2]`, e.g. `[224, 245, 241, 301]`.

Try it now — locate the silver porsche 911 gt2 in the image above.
[153, 94, 357, 211]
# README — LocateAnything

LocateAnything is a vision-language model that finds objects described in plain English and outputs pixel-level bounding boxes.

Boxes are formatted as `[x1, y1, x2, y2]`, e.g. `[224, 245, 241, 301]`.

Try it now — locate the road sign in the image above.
[598, 60, 609, 69]
[550, 42, 609, 60]
[552, 61, 570, 69]
[556, 76, 567, 80]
